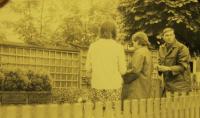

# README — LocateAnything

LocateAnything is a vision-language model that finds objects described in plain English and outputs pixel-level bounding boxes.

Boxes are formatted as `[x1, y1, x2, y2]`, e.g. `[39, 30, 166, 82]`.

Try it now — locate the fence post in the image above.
[189, 92, 195, 118]
[72, 103, 83, 118]
[104, 101, 114, 118]
[84, 102, 93, 118]
[194, 94, 199, 118]
[47, 104, 59, 118]
[198, 93, 200, 117]
[123, 100, 131, 118]
[0, 106, 6, 118]
[33, 105, 46, 118]
[185, 96, 190, 118]
[139, 99, 147, 118]
[113, 101, 122, 118]
[179, 96, 184, 118]
[160, 98, 166, 118]
[131, 99, 139, 118]
[21, 105, 32, 118]
[0, 105, 4, 118]
[60, 103, 71, 118]
[5, 105, 17, 118]
[180, 92, 186, 118]
[154, 98, 160, 118]
[174, 92, 179, 118]
[147, 98, 153, 118]
[166, 94, 173, 118]
[94, 102, 103, 118]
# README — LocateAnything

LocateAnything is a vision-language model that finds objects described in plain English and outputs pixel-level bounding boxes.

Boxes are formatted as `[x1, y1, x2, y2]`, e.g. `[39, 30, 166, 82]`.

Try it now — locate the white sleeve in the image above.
[85, 45, 92, 73]
[118, 45, 127, 75]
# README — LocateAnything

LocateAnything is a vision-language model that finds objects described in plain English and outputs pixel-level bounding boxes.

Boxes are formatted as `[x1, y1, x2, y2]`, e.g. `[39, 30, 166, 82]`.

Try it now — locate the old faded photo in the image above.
[0, 0, 200, 118]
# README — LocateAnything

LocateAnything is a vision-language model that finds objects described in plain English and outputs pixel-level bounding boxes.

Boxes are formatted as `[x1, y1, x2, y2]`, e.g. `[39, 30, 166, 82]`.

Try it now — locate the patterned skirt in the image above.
[90, 88, 122, 103]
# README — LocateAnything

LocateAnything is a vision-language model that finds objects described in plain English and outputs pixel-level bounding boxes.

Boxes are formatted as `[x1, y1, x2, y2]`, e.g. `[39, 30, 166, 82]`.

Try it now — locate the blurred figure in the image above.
[0, 0, 10, 8]
[157, 27, 192, 95]
[122, 31, 153, 100]
[85, 20, 126, 102]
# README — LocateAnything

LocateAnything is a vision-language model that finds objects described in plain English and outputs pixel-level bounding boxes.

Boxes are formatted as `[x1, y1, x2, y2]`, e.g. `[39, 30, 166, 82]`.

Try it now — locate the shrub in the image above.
[26, 70, 52, 91]
[3, 68, 30, 91]
[0, 67, 52, 91]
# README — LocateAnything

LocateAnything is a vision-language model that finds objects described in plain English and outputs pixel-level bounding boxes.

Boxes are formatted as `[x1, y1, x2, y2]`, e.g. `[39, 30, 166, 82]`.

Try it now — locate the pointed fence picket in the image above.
[0, 91, 200, 118]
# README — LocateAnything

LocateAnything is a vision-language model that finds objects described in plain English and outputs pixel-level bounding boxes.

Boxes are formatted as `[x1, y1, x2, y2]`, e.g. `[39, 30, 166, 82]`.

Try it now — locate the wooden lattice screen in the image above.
[0, 42, 160, 89]
[0, 42, 80, 88]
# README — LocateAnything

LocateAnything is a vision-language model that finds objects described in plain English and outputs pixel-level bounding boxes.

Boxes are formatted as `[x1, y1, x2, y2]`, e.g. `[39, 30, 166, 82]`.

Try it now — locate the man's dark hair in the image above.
[162, 27, 175, 35]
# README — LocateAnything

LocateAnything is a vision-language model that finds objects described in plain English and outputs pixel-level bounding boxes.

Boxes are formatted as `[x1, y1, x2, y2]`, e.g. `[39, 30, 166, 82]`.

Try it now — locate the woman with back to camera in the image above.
[86, 20, 127, 103]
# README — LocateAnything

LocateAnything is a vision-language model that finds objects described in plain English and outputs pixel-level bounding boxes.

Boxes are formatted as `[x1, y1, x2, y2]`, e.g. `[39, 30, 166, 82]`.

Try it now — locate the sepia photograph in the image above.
[0, 0, 200, 117]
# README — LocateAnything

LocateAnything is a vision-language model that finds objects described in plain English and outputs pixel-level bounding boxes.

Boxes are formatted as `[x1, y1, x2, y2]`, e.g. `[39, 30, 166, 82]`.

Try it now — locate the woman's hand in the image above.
[126, 69, 133, 73]
[156, 64, 171, 72]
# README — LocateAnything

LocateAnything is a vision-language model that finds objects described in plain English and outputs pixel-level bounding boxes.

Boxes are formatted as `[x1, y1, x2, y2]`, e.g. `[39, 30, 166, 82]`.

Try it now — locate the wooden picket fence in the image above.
[0, 91, 200, 118]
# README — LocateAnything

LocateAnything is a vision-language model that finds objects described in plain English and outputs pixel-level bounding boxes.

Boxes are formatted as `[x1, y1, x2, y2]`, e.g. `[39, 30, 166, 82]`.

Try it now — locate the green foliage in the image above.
[15, 17, 41, 46]
[119, 0, 200, 34]
[26, 70, 52, 91]
[50, 0, 122, 47]
[3, 0, 123, 47]
[118, 0, 200, 52]
[7, 0, 55, 46]
[0, 68, 52, 91]
[3, 68, 30, 91]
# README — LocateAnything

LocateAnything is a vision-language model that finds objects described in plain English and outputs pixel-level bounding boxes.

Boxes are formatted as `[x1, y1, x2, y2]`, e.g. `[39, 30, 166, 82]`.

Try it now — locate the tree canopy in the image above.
[0, 0, 122, 48]
[118, 0, 200, 53]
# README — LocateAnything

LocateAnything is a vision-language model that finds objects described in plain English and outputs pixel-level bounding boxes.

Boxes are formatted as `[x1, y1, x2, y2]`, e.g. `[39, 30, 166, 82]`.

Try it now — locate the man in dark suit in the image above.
[157, 27, 192, 95]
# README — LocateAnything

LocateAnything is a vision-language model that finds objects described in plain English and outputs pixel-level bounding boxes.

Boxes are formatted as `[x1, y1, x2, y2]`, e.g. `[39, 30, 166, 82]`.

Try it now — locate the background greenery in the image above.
[0, 0, 200, 53]
[0, 67, 52, 91]
[118, 0, 200, 53]
[0, 0, 124, 47]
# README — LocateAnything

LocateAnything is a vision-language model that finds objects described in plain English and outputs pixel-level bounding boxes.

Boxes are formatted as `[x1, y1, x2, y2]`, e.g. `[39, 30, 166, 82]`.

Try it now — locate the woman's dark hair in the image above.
[100, 21, 117, 39]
